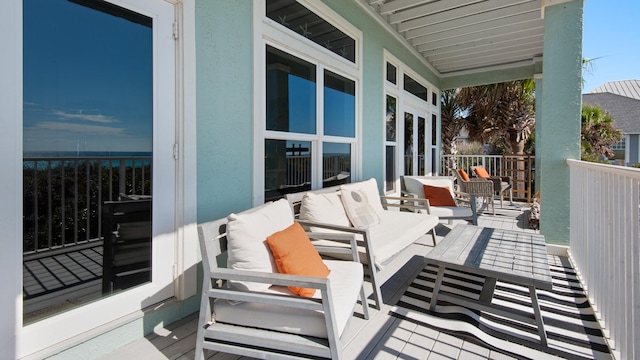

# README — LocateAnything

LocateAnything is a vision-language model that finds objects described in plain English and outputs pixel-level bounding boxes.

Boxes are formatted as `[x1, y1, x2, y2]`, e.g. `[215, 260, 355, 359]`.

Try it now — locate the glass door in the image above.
[402, 104, 431, 176]
[21, 0, 176, 353]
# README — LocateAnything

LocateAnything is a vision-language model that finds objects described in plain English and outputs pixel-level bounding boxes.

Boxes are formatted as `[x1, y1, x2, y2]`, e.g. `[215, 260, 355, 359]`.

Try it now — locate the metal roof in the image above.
[588, 80, 640, 100]
[356, 0, 554, 78]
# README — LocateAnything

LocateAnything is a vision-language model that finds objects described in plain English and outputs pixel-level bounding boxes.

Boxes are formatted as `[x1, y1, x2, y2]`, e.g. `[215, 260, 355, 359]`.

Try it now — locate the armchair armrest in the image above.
[209, 267, 328, 310]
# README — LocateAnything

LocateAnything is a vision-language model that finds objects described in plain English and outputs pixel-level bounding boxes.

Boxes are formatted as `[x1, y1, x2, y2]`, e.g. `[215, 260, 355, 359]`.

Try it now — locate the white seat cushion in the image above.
[310, 210, 438, 267]
[368, 211, 438, 265]
[422, 206, 473, 218]
[213, 260, 363, 338]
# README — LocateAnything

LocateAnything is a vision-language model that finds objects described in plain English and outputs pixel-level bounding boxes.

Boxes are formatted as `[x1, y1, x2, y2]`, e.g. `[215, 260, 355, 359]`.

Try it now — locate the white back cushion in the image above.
[226, 199, 294, 291]
[340, 188, 380, 228]
[404, 176, 455, 199]
[299, 191, 351, 229]
[339, 178, 384, 215]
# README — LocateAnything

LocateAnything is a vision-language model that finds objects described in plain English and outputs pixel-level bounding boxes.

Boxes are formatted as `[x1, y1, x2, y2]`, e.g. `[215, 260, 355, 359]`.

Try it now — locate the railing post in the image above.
[119, 159, 126, 197]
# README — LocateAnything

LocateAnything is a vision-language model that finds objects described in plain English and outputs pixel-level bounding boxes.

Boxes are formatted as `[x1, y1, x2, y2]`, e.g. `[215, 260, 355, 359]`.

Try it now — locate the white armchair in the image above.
[195, 199, 369, 359]
[401, 175, 478, 225]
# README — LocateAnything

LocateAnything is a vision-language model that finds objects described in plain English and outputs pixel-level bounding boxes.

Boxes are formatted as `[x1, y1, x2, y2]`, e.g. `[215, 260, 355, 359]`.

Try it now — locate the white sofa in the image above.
[195, 199, 369, 360]
[286, 178, 439, 309]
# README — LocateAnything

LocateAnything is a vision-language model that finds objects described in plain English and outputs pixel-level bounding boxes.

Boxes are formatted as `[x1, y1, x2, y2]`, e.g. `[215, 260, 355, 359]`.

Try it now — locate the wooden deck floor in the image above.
[98, 202, 558, 360]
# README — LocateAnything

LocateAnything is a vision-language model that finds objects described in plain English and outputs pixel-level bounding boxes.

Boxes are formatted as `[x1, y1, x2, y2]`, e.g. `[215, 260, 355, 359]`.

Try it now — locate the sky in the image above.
[23, 0, 152, 155]
[581, 0, 640, 93]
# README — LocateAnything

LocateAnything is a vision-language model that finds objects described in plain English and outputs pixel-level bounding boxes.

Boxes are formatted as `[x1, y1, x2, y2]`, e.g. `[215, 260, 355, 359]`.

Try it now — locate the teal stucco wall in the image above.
[196, 0, 254, 222]
[538, 0, 584, 245]
[194, 0, 440, 216]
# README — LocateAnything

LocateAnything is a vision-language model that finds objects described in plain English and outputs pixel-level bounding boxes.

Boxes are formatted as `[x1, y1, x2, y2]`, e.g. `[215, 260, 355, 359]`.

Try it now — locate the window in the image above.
[324, 70, 355, 137]
[259, 1, 360, 204]
[266, 45, 316, 134]
[263, 43, 357, 201]
[385, 95, 397, 192]
[266, 0, 356, 63]
[612, 139, 626, 151]
[386, 62, 397, 84]
[404, 74, 428, 101]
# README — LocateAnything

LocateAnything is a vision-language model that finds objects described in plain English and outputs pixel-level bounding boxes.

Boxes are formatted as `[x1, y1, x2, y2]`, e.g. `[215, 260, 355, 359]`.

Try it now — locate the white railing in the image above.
[568, 159, 640, 360]
[441, 154, 535, 202]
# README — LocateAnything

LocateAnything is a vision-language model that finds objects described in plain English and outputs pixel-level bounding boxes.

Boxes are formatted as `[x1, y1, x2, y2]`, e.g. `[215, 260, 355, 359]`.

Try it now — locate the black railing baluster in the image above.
[47, 160, 52, 250]
[23, 155, 151, 254]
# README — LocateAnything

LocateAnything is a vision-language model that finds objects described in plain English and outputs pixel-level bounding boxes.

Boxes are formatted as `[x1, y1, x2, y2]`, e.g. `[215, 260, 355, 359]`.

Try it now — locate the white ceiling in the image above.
[357, 0, 550, 77]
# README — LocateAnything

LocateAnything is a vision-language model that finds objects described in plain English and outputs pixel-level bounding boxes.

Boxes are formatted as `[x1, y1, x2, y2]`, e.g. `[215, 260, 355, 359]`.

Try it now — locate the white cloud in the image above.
[33, 121, 128, 136]
[53, 110, 118, 124]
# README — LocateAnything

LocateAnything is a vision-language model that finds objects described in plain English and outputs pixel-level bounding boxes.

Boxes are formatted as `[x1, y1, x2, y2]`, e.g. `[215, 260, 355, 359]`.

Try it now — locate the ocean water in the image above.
[24, 151, 152, 159]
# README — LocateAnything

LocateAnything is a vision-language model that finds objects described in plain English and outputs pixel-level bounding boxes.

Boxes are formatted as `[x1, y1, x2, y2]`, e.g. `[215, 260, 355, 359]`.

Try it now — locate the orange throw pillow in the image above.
[474, 167, 490, 178]
[423, 185, 456, 206]
[266, 222, 330, 297]
[458, 169, 470, 181]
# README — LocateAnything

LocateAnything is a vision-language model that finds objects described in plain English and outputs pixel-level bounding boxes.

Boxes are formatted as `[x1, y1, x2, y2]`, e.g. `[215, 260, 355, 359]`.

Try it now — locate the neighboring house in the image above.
[1, 1, 585, 359]
[583, 80, 640, 166]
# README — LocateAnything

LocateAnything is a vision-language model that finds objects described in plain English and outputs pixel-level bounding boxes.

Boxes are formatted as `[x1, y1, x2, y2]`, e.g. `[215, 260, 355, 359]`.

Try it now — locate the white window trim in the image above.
[253, 0, 363, 205]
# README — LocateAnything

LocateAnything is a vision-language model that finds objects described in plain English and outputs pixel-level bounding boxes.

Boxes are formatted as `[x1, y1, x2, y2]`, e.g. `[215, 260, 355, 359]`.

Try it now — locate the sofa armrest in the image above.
[307, 231, 361, 263]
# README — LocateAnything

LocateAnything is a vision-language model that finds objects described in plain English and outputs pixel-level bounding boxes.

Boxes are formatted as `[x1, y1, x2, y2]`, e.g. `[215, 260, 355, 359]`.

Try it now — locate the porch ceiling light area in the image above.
[359, 0, 549, 76]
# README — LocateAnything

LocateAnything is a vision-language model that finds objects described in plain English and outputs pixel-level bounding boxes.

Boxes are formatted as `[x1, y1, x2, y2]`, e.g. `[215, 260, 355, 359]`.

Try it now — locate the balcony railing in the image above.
[441, 154, 535, 202]
[23, 156, 152, 256]
[568, 159, 640, 360]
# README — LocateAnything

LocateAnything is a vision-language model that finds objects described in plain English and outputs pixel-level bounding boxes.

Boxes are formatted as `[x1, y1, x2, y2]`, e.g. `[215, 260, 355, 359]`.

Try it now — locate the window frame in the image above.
[253, 0, 362, 204]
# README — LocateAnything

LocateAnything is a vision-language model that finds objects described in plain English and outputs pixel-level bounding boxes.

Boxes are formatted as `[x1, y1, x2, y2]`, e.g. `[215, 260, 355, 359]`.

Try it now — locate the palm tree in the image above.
[457, 80, 536, 155]
[440, 89, 464, 154]
[581, 104, 622, 162]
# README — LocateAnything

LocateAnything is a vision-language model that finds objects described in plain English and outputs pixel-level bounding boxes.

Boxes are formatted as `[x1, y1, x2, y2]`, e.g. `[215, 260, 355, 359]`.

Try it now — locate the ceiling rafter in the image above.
[380, 0, 439, 16]
[426, 38, 543, 63]
[411, 17, 542, 47]
[356, 0, 545, 77]
[404, 4, 540, 40]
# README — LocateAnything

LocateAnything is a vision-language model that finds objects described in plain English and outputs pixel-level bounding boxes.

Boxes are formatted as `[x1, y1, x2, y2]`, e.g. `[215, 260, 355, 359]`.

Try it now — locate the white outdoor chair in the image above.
[195, 199, 369, 360]
[401, 175, 478, 225]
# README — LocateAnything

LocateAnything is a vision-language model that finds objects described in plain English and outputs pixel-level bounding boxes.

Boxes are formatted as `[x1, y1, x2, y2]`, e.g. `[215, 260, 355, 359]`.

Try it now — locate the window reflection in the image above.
[265, 139, 312, 201]
[404, 113, 414, 175]
[22, 0, 153, 324]
[266, 0, 356, 62]
[404, 74, 428, 101]
[324, 70, 355, 137]
[387, 62, 397, 84]
[385, 146, 395, 192]
[266, 46, 316, 134]
[386, 95, 396, 142]
[323, 142, 351, 188]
